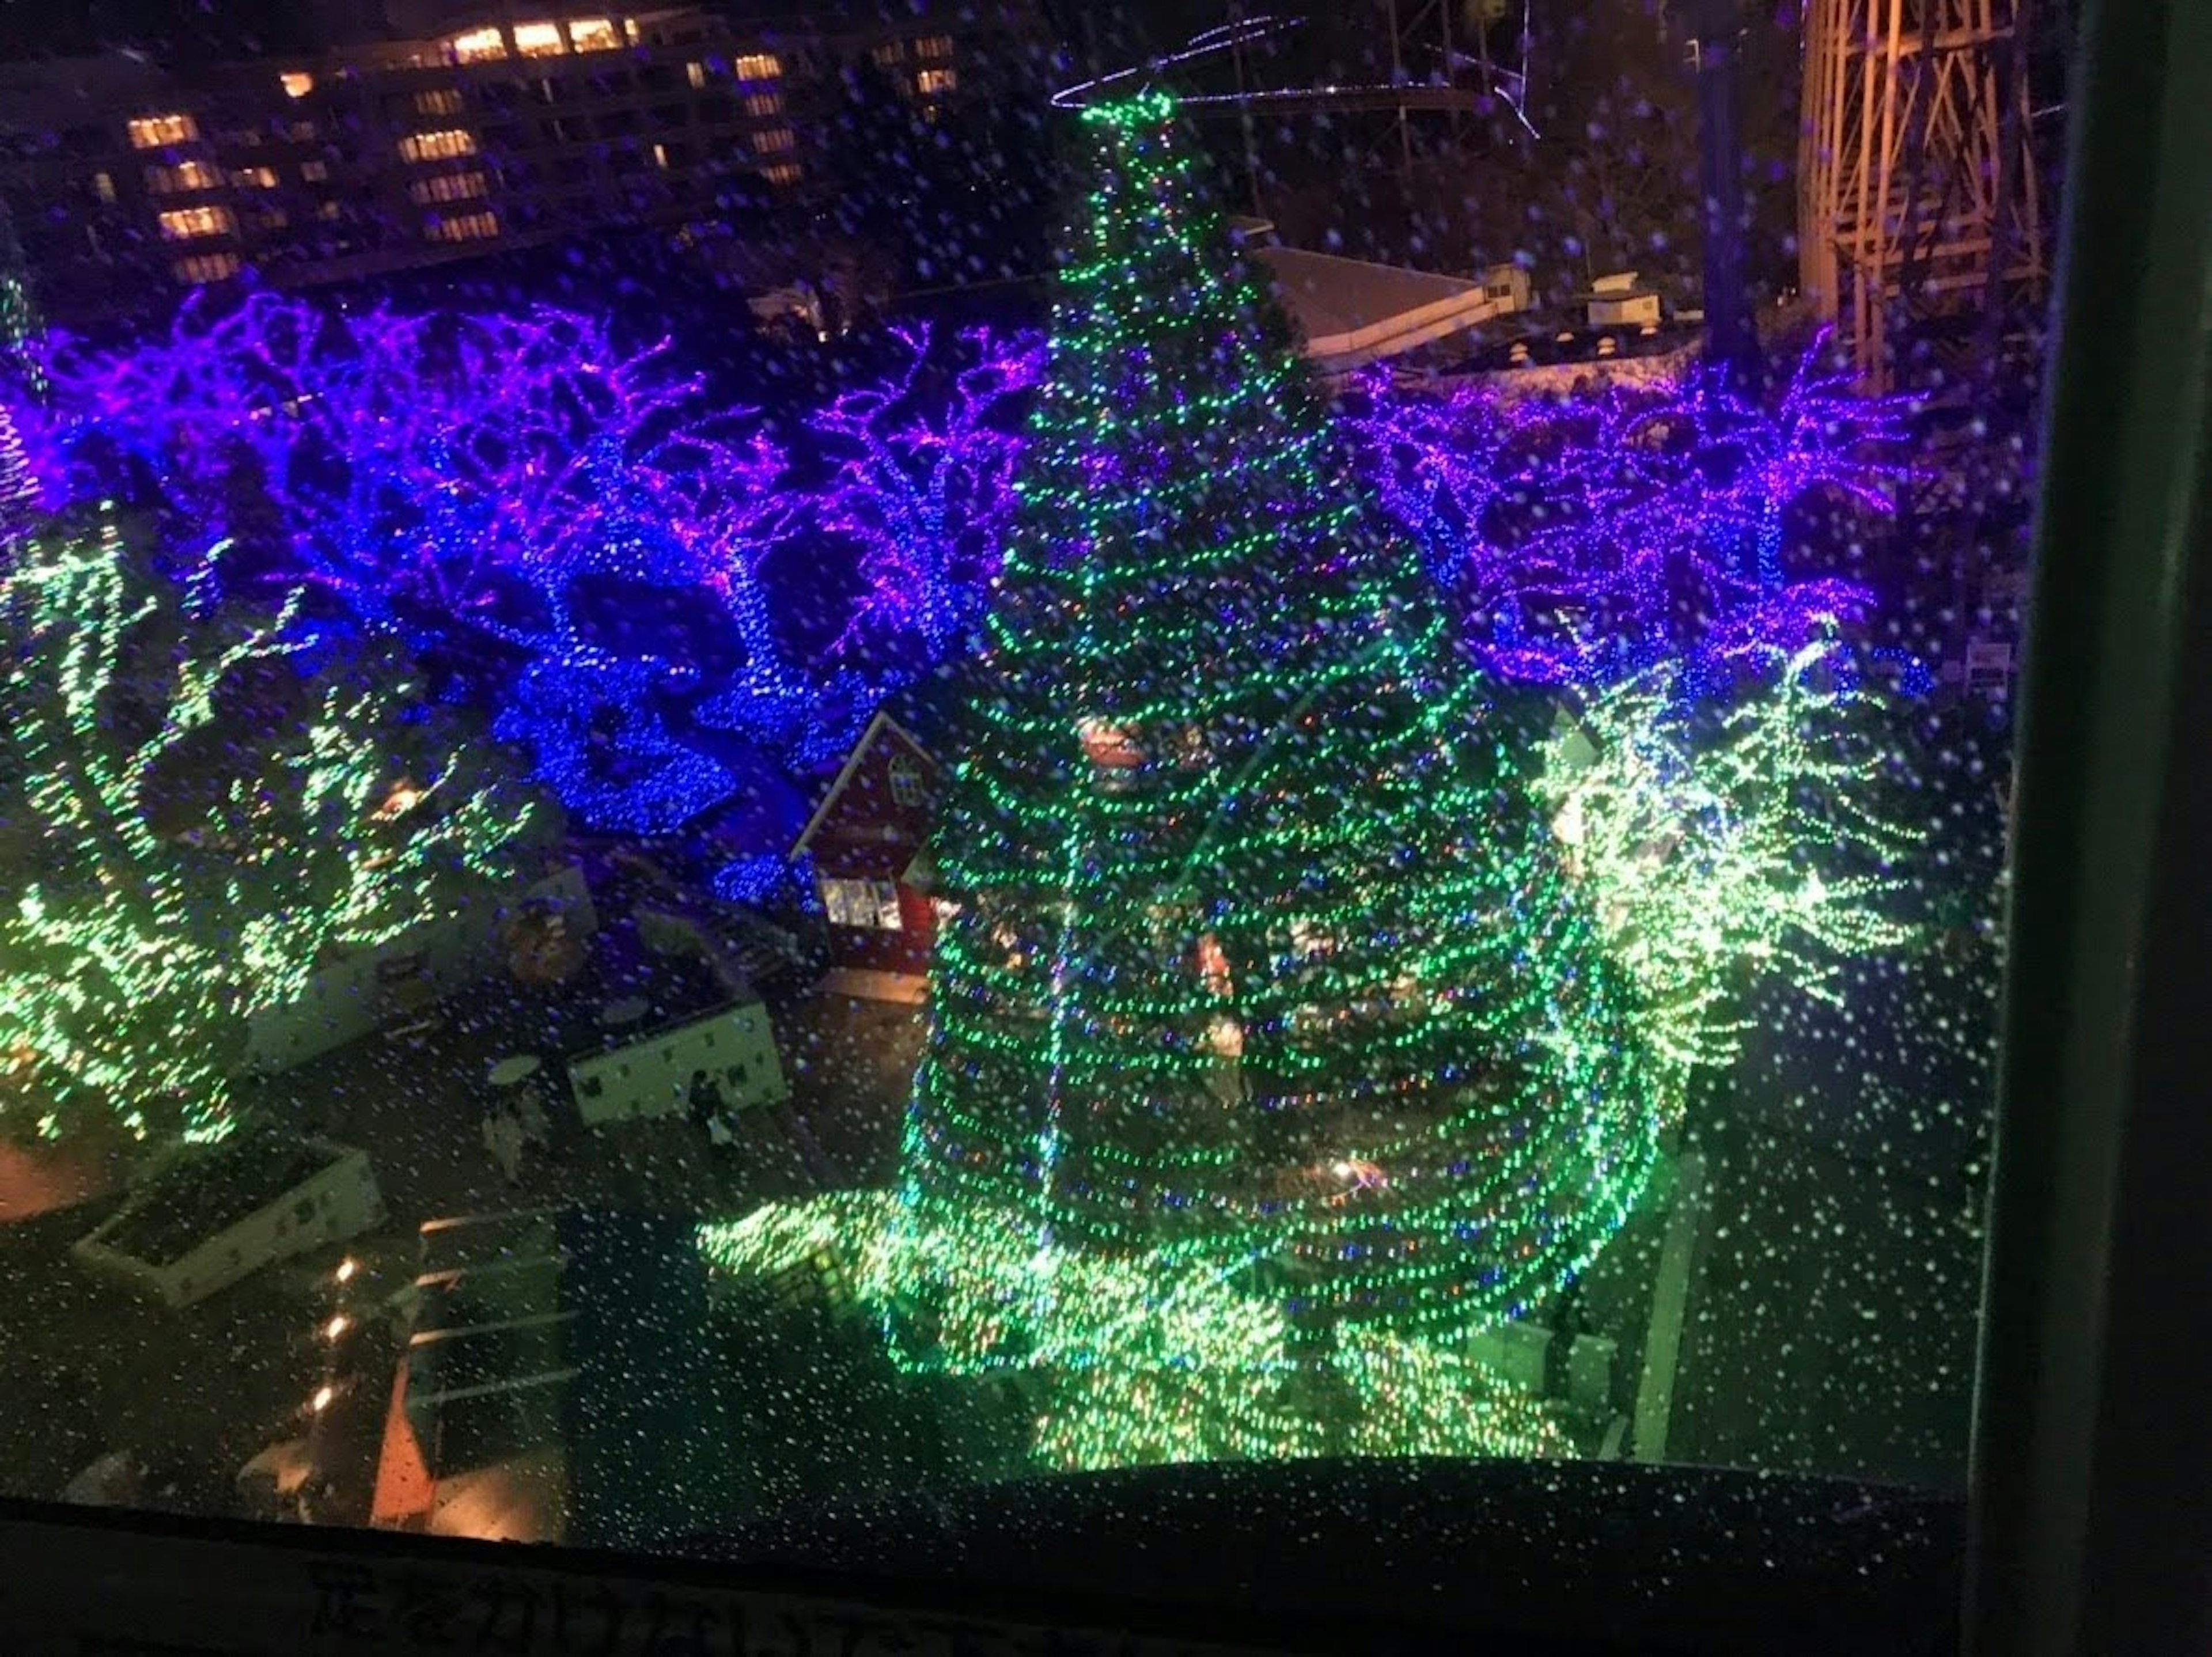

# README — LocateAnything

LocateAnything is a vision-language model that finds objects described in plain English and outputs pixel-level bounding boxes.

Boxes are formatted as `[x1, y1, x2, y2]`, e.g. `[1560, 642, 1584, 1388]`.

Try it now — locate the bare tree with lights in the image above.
[1536, 628, 1916, 1077]
[0, 515, 543, 1147]
[1352, 333, 1915, 688]
[804, 322, 1045, 663]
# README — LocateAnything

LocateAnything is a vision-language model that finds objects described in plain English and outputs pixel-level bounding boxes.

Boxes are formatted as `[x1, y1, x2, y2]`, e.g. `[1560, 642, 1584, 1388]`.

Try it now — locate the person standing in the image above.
[482, 1105, 524, 1188]
[687, 1070, 726, 1133]
[516, 1083, 551, 1162]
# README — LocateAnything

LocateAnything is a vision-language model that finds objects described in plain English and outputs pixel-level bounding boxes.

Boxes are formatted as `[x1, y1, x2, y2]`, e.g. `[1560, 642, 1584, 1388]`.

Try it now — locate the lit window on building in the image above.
[416, 88, 464, 116]
[733, 53, 781, 79]
[399, 129, 478, 162]
[426, 210, 499, 242]
[232, 166, 280, 189]
[158, 204, 236, 241]
[743, 92, 783, 118]
[568, 18, 618, 53]
[145, 159, 221, 194]
[449, 26, 506, 63]
[872, 42, 906, 67]
[407, 170, 490, 204]
[514, 21, 565, 58]
[916, 34, 953, 59]
[128, 113, 199, 149]
[751, 127, 796, 155]
[820, 877, 902, 932]
[763, 162, 802, 186]
[92, 172, 116, 203]
[171, 252, 241, 285]
[317, 199, 342, 220]
[300, 160, 329, 181]
[915, 67, 958, 96]
[651, 142, 669, 170]
[281, 71, 314, 98]
[686, 61, 708, 88]
[888, 757, 926, 809]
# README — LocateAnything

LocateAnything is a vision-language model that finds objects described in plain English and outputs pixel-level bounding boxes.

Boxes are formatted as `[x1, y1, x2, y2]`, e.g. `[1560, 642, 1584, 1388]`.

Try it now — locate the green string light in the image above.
[1536, 632, 1916, 1078]
[0, 514, 539, 1144]
[0, 195, 46, 403]
[704, 92, 1669, 1472]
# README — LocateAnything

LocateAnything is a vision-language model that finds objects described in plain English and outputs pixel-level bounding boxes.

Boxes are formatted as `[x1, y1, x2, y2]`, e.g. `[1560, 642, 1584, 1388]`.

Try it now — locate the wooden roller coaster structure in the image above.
[1797, 0, 2049, 393]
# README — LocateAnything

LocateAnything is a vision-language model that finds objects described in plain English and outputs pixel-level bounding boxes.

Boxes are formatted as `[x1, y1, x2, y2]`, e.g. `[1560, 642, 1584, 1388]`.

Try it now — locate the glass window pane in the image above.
[0, 0, 2075, 1623]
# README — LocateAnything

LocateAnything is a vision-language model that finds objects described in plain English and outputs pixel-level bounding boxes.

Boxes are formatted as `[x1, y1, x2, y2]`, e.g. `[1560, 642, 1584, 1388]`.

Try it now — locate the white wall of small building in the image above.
[241, 866, 596, 1076]
[75, 1142, 385, 1309]
[566, 1002, 788, 1128]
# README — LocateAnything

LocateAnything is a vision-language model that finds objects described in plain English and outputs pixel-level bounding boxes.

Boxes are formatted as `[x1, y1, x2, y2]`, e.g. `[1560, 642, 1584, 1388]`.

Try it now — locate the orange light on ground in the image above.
[373, 780, 424, 820]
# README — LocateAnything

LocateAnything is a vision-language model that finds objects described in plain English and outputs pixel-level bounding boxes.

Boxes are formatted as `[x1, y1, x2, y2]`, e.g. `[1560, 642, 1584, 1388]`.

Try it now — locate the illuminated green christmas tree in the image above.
[0, 515, 542, 1146]
[885, 93, 1662, 1405]
[702, 92, 1919, 1470]
[0, 397, 35, 552]
[0, 196, 46, 403]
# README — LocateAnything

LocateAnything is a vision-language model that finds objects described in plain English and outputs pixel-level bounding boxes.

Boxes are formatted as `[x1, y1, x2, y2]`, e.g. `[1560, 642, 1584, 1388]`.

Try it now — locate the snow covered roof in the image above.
[1252, 247, 1519, 371]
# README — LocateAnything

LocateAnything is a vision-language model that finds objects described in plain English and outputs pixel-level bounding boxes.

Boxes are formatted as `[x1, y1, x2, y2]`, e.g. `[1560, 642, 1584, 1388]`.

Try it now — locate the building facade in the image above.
[789, 710, 942, 984]
[0, 3, 1037, 317]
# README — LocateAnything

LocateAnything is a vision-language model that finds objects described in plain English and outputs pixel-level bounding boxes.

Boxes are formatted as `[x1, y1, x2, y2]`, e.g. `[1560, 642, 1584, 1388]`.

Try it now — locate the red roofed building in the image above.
[791, 710, 943, 987]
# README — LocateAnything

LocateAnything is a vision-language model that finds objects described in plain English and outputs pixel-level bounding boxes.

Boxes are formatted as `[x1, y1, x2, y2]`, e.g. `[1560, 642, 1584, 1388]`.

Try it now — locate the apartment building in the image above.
[0, 4, 1037, 316]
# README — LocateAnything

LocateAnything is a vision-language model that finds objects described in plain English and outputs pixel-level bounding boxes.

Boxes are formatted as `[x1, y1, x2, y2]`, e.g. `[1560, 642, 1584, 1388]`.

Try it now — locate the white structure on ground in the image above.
[1582, 271, 1664, 329]
[1232, 217, 1532, 373]
[73, 1135, 384, 1308]
[242, 864, 598, 1076]
[565, 999, 787, 1129]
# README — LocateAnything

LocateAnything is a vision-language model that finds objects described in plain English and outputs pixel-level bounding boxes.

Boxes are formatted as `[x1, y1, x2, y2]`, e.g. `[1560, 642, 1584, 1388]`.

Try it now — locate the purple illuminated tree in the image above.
[39, 294, 812, 832]
[39, 295, 1060, 832]
[40, 294, 775, 620]
[802, 323, 1044, 664]
[1353, 333, 1915, 688]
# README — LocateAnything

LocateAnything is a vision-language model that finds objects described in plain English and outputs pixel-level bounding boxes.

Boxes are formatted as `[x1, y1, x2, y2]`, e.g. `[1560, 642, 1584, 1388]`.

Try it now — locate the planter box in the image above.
[73, 1133, 385, 1309]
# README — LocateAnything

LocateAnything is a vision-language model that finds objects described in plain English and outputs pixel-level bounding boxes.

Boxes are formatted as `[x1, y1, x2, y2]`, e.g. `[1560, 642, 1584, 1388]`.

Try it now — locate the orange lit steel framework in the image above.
[1798, 0, 2047, 391]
